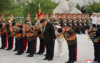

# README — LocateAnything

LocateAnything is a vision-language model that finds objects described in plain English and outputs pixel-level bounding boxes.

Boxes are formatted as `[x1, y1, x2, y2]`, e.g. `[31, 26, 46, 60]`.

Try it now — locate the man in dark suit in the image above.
[40, 19, 56, 61]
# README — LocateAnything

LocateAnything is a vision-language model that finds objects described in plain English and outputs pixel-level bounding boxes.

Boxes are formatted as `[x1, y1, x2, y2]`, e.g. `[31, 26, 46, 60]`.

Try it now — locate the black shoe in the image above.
[43, 58, 48, 60]
[37, 52, 40, 54]
[27, 54, 33, 57]
[0, 47, 5, 49]
[25, 51, 30, 53]
[13, 49, 17, 51]
[6, 48, 11, 50]
[15, 53, 22, 55]
[37, 52, 43, 55]
[48, 59, 53, 61]
[65, 60, 74, 63]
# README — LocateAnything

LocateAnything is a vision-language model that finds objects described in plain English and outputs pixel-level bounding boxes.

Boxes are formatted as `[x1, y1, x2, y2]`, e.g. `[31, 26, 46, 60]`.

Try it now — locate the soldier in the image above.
[26, 26, 36, 57]
[15, 25, 24, 55]
[76, 14, 82, 34]
[0, 15, 7, 49]
[8, 13, 15, 23]
[7, 13, 15, 50]
[49, 14, 58, 25]
[34, 13, 39, 26]
[58, 27, 77, 63]
[14, 23, 21, 51]
[24, 13, 31, 25]
[66, 14, 70, 27]
[59, 17, 66, 27]
[0, 23, 7, 49]
[71, 14, 77, 33]
[0, 14, 5, 22]
[33, 14, 45, 55]
[81, 14, 86, 34]
[6, 22, 15, 50]
[86, 13, 91, 30]
[88, 24, 100, 63]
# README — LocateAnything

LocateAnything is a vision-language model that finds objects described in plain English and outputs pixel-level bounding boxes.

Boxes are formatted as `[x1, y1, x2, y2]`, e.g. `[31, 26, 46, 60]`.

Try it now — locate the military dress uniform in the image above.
[81, 17, 86, 34]
[26, 27, 36, 57]
[86, 17, 91, 30]
[0, 16, 7, 49]
[7, 16, 15, 50]
[72, 19, 77, 33]
[0, 23, 7, 49]
[15, 26, 24, 55]
[88, 25, 100, 62]
[76, 18, 82, 34]
[24, 17, 31, 25]
[6, 26, 14, 50]
[63, 27, 77, 63]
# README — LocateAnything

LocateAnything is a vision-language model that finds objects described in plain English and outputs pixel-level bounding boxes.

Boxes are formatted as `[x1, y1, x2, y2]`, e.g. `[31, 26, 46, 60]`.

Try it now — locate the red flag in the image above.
[38, 4, 42, 20]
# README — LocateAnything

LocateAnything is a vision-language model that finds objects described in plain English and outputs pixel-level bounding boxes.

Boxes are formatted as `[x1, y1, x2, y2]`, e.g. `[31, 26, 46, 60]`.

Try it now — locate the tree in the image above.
[86, 2, 100, 15]
[0, 0, 11, 13]
[23, 0, 58, 24]
[76, 3, 81, 10]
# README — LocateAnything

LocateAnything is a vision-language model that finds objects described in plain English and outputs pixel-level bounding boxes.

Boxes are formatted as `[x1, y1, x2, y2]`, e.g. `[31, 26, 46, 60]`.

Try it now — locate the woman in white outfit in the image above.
[55, 25, 66, 57]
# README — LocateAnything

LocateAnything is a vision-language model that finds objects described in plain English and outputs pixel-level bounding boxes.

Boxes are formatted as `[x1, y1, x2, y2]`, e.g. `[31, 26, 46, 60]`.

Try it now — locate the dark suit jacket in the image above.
[43, 22, 56, 43]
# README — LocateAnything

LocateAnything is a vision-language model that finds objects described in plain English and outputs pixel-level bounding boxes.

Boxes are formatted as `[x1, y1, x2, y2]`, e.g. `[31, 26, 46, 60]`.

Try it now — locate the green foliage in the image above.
[76, 3, 81, 10]
[3, 5, 21, 17]
[0, 0, 11, 12]
[76, 2, 100, 15]
[23, 0, 58, 24]
[0, 0, 57, 24]
[86, 2, 100, 15]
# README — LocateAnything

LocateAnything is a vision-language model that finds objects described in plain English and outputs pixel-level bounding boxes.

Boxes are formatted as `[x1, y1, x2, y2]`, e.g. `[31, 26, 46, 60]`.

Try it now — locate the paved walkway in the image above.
[0, 34, 94, 63]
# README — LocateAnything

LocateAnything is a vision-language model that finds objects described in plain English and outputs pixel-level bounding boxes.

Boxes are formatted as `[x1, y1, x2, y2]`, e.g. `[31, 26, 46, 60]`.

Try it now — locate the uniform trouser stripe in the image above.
[75, 42, 77, 61]
[34, 38, 37, 54]
[5, 33, 7, 48]
[11, 37, 14, 49]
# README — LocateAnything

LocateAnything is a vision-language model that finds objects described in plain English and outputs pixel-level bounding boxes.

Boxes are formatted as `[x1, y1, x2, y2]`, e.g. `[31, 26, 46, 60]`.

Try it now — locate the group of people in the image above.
[0, 12, 100, 63]
[36, 13, 91, 34]
[88, 13, 100, 63]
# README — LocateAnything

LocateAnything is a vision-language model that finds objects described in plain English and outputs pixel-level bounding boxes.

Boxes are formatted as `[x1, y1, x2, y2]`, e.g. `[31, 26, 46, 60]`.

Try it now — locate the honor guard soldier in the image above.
[76, 14, 82, 34]
[0, 23, 7, 49]
[26, 26, 36, 57]
[58, 27, 77, 63]
[7, 13, 15, 50]
[59, 17, 66, 27]
[81, 14, 86, 34]
[86, 13, 91, 30]
[34, 14, 39, 26]
[14, 23, 21, 51]
[66, 14, 70, 27]
[49, 14, 57, 24]
[14, 25, 24, 55]
[71, 14, 77, 33]
[6, 22, 15, 50]
[33, 14, 45, 55]
[24, 13, 31, 25]
[0, 14, 7, 49]
[8, 13, 15, 23]
[0, 14, 5, 22]
[88, 24, 100, 63]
